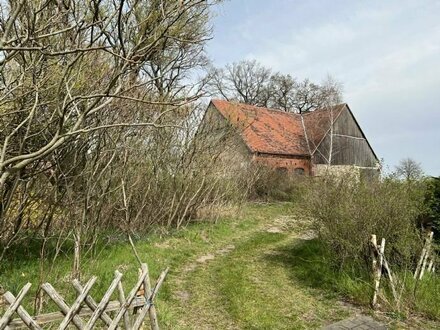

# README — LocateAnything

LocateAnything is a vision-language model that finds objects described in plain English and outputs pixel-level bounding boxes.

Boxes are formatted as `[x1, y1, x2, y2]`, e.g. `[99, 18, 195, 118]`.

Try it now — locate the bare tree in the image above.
[395, 158, 424, 181]
[288, 76, 342, 114]
[209, 60, 343, 113]
[266, 73, 296, 111]
[208, 59, 272, 106]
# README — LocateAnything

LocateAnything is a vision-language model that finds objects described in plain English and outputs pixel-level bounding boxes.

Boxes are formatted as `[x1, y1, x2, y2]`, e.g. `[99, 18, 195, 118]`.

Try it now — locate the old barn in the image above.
[204, 99, 380, 177]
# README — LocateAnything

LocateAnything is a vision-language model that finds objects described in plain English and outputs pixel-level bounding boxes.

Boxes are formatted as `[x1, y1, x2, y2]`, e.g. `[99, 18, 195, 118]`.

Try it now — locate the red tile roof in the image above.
[210, 99, 346, 156]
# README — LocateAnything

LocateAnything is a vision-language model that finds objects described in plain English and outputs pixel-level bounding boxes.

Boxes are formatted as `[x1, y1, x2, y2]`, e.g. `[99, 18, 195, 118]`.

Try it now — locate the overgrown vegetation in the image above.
[0, 0, 340, 272]
[1, 1, 438, 328]
[300, 175, 423, 268]
[0, 0, 222, 263]
[0, 0, 268, 277]
[0, 204, 359, 329]
[296, 173, 440, 321]
[286, 238, 440, 321]
[248, 166, 306, 201]
[425, 177, 440, 241]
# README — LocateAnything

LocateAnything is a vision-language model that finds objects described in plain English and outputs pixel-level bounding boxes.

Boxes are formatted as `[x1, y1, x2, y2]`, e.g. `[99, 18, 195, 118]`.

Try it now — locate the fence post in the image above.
[371, 235, 384, 309]
[142, 263, 159, 330]
[0, 283, 32, 330]
[419, 232, 434, 280]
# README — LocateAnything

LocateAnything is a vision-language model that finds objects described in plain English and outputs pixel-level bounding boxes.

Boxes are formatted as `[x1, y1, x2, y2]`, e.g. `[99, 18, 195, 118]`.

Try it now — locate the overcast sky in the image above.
[207, 0, 440, 176]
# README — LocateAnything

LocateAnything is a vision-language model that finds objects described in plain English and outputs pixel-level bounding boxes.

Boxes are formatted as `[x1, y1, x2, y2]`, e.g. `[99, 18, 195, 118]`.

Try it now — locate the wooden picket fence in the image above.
[370, 232, 436, 309]
[0, 263, 168, 329]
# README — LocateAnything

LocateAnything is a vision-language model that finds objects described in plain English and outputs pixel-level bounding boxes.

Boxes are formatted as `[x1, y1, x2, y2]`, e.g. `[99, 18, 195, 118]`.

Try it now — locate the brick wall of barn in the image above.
[252, 154, 312, 175]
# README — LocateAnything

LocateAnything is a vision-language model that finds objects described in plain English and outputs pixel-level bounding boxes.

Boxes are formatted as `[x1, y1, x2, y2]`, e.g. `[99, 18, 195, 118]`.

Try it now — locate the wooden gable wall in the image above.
[313, 106, 378, 167]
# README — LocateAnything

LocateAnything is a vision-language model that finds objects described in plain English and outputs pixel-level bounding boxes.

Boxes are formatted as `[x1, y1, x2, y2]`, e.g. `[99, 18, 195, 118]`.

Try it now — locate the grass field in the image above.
[1, 203, 438, 329]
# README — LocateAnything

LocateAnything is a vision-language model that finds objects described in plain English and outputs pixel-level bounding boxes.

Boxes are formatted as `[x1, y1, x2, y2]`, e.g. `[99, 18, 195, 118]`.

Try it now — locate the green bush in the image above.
[424, 177, 440, 240]
[299, 175, 423, 270]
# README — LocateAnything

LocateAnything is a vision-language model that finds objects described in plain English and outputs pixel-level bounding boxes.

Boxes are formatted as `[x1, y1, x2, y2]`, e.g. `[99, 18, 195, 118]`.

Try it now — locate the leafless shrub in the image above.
[0, 0, 228, 265]
[245, 165, 307, 202]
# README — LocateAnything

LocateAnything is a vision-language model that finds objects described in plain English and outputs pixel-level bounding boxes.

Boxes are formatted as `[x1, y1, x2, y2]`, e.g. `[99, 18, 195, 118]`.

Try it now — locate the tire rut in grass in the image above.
[168, 210, 332, 329]
[173, 230, 291, 329]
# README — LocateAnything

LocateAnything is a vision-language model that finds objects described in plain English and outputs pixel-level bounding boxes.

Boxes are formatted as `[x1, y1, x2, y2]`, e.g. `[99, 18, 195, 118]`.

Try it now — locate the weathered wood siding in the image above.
[313, 108, 378, 167]
[333, 108, 364, 137]
[198, 105, 253, 173]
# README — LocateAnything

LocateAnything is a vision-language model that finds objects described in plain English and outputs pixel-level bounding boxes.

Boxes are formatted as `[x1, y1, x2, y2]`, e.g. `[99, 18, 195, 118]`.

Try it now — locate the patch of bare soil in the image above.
[175, 290, 191, 302]
[176, 244, 237, 304]
[196, 253, 215, 263]
[217, 244, 235, 255]
[181, 244, 237, 274]
[265, 214, 317, 240]
[154, 241, 171, 248]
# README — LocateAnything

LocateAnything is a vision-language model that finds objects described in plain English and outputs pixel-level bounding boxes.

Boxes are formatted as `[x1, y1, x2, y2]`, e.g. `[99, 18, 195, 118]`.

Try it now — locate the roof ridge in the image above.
[301, 103, 347, 115]
[211, 99, 300, 117]
[211, 99, 347, 117]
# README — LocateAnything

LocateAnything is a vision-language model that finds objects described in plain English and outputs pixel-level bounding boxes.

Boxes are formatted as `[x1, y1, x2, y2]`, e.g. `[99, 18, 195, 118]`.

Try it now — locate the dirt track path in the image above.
[165, 206, 358, 329]
[160, 204, 440, 329]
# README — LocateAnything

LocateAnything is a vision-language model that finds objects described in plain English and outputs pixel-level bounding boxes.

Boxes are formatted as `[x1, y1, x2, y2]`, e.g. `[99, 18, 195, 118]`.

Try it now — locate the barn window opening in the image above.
[294, 167, 305, 175]
[276, 167, 288, 174]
